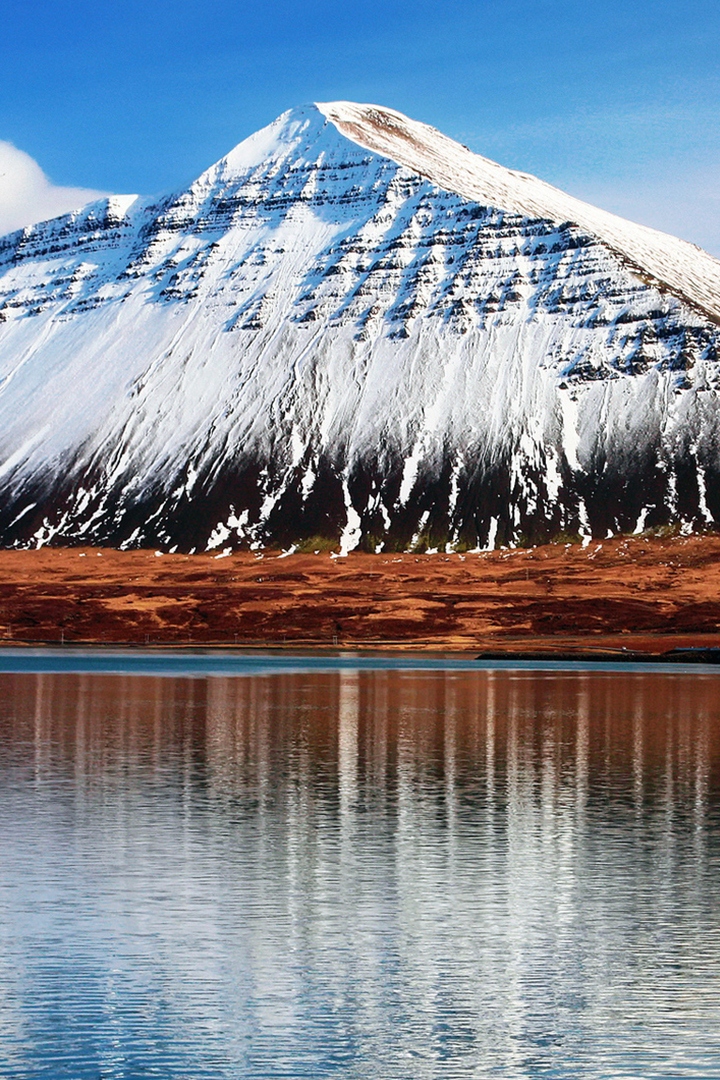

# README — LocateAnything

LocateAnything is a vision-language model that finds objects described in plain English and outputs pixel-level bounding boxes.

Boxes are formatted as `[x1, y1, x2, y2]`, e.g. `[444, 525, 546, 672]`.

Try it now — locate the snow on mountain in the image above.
[321, 102, 720, 323]
[0, 102, 719, 553]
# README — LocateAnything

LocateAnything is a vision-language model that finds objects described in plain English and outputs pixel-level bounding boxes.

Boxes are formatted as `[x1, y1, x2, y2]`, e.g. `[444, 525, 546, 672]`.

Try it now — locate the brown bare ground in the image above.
[1, 534, 720, 653]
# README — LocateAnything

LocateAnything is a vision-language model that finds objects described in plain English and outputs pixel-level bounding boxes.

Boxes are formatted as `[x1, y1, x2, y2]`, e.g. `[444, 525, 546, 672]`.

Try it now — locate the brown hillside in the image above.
[1, 533, 720, 654]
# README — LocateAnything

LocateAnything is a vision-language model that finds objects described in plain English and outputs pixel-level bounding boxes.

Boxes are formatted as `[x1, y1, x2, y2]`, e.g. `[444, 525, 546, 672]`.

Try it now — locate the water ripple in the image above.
[0, 668, 718, 1077]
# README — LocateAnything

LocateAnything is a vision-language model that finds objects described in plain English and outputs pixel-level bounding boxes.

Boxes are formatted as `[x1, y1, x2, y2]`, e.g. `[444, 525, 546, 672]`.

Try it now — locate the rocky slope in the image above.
[0, 102, 719, 552]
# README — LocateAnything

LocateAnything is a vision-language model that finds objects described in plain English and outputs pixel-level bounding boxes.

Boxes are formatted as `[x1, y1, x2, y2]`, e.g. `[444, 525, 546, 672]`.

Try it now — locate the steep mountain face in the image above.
[0, 102, 719, 552]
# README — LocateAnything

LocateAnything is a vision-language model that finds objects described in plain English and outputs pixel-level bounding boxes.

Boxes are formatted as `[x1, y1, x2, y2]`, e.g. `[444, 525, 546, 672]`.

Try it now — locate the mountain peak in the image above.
[0, 101, 719, 553]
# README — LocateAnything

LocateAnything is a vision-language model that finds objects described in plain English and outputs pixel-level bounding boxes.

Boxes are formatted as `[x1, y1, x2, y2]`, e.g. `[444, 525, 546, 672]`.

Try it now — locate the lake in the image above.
[1, 656, 719, 1078]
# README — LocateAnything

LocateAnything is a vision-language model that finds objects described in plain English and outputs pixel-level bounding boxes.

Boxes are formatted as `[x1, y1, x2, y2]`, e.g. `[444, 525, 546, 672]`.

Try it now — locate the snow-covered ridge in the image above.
[320, 101, 720, 323]
[0, 101, 718, 552]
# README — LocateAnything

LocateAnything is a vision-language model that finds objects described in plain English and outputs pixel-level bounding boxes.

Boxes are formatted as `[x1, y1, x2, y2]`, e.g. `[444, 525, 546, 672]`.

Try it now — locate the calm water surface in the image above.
[1, 663, 719, 1078]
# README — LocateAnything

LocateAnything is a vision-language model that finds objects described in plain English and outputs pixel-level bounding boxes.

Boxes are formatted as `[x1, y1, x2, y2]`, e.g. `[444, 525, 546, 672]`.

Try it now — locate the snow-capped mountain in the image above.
[0, 102, 719, 552]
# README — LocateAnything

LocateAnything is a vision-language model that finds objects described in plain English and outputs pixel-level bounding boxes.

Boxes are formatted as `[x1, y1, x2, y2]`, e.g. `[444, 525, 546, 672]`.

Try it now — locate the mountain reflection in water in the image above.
[0, 668, 719, 1078]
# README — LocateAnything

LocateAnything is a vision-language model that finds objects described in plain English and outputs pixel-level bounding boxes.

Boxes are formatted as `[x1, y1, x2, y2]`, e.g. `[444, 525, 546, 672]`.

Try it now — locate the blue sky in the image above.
[1, 0, 719, 252]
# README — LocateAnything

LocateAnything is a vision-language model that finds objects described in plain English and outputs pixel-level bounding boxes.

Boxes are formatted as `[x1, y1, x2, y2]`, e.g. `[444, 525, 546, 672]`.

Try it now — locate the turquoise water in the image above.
[0, 660, 719, 1077]
[0, 646, 712, 677]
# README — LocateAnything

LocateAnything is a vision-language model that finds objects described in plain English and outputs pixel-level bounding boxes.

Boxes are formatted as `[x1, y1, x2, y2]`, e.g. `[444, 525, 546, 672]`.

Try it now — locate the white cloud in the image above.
[0, 141, 107, 236]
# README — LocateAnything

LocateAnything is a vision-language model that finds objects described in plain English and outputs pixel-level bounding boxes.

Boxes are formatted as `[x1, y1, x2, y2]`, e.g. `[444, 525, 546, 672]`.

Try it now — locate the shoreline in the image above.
[0, 643, 719, 678]
[1, 639, 720, 663]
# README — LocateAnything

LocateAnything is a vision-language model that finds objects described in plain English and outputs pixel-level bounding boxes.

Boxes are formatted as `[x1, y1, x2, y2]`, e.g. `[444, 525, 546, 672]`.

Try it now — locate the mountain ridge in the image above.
[0, 102, 718, 553]
[318, 101, 720, 323]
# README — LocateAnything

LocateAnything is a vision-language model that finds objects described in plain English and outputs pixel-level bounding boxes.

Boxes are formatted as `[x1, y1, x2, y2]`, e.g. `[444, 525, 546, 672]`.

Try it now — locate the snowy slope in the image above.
[0, 102, 718, 552]
[321, 103, 720, 324]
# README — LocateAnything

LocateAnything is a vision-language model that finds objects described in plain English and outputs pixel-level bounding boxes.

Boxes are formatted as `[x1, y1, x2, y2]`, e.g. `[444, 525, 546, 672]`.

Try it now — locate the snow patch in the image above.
[485, 517, 499, 551]
[339, 479, 362, 555]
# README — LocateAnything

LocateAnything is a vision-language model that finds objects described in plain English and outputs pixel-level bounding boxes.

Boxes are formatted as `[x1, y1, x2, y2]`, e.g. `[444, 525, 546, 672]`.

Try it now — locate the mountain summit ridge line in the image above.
[319, 102, 720, 323]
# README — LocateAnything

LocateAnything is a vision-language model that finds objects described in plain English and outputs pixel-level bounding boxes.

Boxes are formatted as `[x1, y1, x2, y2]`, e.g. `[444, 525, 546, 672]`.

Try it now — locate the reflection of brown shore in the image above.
[1, 533, 720, 653]
[4, 669, 718, 814]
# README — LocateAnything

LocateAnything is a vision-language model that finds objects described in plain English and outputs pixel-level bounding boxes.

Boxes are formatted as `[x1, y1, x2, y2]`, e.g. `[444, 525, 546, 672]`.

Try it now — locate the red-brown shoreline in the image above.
[1, 533, 720, 655]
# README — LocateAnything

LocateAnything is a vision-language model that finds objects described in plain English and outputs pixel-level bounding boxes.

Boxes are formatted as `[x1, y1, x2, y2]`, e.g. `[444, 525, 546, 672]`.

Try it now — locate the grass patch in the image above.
[295, 535, 339, 554]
